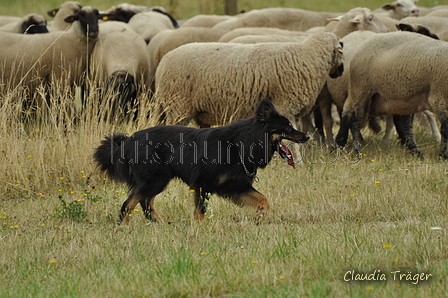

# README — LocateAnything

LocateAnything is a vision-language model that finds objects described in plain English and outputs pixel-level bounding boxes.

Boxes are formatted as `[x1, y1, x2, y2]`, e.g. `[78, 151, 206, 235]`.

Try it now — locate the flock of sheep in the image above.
[1, 0, 448, 159]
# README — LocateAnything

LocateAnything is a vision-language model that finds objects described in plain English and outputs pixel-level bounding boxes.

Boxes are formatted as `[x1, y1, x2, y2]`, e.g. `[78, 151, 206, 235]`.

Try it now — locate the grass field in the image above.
[1, 0, 448, 297]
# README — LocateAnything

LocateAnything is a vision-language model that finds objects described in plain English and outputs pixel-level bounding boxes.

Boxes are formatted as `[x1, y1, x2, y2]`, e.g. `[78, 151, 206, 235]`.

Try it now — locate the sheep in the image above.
[334, 31, 448, 159]
[0, 6, 110, 100]
[102, 3, 176, 26]
[211, 7, 338, 31]
[153, 32, 344, 130]
[0, 13, 48, 34]
[418, 5, 448, 16]
[102, 3, 152, 22]
[320, 26, 440, 144]
[89, 21, 150, 120]
[317, 31, 378, 144]
[324, 7, 390, 37]
[127, 10, 178, 43]
[181, 14, 234, 28]
[399, 16, 448, 41]
[425, 9, 448, 18]
[148, 27, 229, 91]
[153, 27, 229, 68]
[46, 1, 82, 31]
[228, 34, 308, 44]
[218, 27, 310, 42]
[374, 0, 420, 19]
[0, 16, 21, 26]
[146, 29, 175, 91]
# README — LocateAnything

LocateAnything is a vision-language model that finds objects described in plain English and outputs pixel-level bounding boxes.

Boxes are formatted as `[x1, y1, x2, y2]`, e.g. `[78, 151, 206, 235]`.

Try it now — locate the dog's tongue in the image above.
[279, 141, 295, 169]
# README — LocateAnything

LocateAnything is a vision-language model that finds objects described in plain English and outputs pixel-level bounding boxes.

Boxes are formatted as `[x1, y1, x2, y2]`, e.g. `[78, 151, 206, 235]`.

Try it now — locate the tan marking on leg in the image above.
[231, 190, 270, 223]
[149, 198, 162, 222]
[193, 189, 205, 221]
[121, 195, 140, 225]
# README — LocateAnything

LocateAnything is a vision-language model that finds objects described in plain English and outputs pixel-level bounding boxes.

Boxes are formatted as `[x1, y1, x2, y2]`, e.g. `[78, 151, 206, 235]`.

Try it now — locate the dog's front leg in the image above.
[193, 187, 209, 221]
[141, 197, 162, 223]
[231, 188, 270, 223]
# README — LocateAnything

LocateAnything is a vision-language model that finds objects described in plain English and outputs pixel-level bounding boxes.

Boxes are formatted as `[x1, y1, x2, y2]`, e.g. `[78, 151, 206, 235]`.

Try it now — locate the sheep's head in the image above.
[329, 39, 344, 79]
[382, 0, 419, 19]
[64, 6, 114, 39]
[349, 8, 389, 33]
[21, 13, 48, 34]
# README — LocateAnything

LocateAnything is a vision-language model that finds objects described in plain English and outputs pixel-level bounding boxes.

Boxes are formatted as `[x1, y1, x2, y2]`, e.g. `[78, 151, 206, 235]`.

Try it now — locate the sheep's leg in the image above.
[335, 111, 353, 148]
[368, 116, 382, 135]
[383, 115, 395, 141]
[291, 117, 304, 163]
[393, 114, 422, 158]
[193, 187, 210, 221]
[439, 117, 448, 160]
[229, 187, 270, 224]
[423, 110, 441, 143]
[320, 103, 335, 144]
[313, 108, 326, 143]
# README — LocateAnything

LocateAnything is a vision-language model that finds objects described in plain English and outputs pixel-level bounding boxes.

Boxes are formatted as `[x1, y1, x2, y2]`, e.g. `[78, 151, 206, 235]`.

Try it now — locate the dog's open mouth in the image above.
[277, 139, 295, 169]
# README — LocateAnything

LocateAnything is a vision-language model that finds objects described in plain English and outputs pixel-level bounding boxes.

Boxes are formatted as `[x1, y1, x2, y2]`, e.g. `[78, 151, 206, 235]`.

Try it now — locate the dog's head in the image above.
[255, 98, 310, 168]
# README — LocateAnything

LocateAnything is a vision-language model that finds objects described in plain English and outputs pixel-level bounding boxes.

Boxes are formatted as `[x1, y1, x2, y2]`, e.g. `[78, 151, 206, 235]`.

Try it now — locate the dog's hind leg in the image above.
[230, 188, 270, 223]
[119, 190, 141, 224]
[193, 187, 210, 221]
[130, 177, 171, 224]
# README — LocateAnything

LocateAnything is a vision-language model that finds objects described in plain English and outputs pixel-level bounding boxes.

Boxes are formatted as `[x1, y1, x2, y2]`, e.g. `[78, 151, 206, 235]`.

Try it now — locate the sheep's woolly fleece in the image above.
[154, 32, 343, 127]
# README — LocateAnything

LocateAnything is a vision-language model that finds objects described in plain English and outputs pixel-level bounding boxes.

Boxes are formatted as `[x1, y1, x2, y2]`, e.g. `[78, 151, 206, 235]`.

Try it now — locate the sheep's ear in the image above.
[327, 15, 343, 22]
[256, 98, 278, 122]
[382, 4, 395, 11]
[64, 15, 78, 23]
[397, 23, 412, 31]
[349, 13, 363, 24]
[47, 8, 59, 17]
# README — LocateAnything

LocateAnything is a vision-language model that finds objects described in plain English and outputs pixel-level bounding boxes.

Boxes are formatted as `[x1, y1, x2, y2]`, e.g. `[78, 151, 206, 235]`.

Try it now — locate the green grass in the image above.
[1, 0, 448, 297]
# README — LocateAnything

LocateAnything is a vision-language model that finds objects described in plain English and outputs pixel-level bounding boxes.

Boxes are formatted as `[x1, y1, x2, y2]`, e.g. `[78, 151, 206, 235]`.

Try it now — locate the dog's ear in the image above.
[256, 98, 279, 122]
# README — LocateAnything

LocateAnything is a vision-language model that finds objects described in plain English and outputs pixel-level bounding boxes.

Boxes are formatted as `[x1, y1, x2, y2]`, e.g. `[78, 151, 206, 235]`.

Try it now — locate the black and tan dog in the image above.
[93, 98, 309, 224]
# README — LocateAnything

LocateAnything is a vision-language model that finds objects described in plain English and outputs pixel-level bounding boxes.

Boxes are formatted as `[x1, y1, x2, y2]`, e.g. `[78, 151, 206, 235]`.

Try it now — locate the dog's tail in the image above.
[93, 134, 133, 185]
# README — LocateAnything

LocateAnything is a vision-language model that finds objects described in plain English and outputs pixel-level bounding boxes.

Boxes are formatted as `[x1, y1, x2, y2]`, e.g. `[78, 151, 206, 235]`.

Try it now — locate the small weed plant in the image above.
[55, 195, 87, 222]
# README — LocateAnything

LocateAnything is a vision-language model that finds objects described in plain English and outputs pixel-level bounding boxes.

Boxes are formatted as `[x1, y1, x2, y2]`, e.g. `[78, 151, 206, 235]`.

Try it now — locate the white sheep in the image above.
[425, 9, 448, 18]
[180, 14, 234, 28]
[0, 16, 21, 26]
[127, 10, 177, 43]
[228, 34, 308, 44]
[89, 21, 150, 119]
[212, 7, 338, 31]
[374, 0, 420, 19]
[46, 1, 82, 32]
[218, 27, 310, 42]
[324, 7, 390, 37]
[153, 27, 229, 69]
[319, 25, 440, 144]
[153, 32, 344, 129]
[0, 13, 48, 34]
[399, 16, 448, 41]
[146, 29, 175, 91]
[0, 6, 109, 98]
[417, 5, 448, 16]
[335, 31, 448, 159]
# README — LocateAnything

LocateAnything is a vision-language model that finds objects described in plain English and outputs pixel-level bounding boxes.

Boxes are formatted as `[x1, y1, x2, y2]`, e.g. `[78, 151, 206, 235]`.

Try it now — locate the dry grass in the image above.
[1, 1, 448, 297]
[1, 79, 447, 297]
